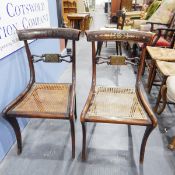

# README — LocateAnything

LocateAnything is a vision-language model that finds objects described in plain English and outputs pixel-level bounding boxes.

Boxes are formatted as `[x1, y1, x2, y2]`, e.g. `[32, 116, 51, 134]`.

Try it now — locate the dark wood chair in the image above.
[146, 12, 175, 32]
[2, 28, 80, 158]
[96, 10, 126, 56]
[130, 13, 175, 58]
[147, 28, 175, 95]
[81, 30, 157, 164]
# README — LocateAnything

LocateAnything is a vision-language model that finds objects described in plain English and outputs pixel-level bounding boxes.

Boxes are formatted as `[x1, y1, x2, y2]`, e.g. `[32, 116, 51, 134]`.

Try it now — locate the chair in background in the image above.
[81, 30, 157, 164]
[125, 0, 162, 29]
[127, 3, 175, 57]
[154, 75, 175, 115]
[131, 0, 175, 32]
[2, 28, 80, 158]
[154, 76, 175, 151]
[96, 10, 126, 56]
[146, 26, 175, 91]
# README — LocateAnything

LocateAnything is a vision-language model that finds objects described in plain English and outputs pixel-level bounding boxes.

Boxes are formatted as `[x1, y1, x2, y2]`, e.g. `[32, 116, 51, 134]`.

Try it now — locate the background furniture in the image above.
[133, 0, 175, 31]
[96, 10, 126, 56]
[111, 0, 121, 18]
[147, 46, 175, 92]
[67, 13, 90, 31]
[154, 68, 175, 114]
[121, 0, 132, 11]
[81, 30, 157, 164]
[2, 28, 80, 158]
[62, 0, 78, 24]
[130, 14, 175, 57]
[111, 0, 133, 22]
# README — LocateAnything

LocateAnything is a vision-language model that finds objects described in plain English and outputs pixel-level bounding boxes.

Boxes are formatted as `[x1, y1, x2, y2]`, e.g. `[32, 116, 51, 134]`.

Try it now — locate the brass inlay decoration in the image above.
[43, 54, 61, 62]
[109, 55, 126, 65]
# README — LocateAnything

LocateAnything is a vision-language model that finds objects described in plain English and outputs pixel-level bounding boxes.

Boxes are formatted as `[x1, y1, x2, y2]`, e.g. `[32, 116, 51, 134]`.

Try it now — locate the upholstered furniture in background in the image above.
[147, 46, 175, 93]
[133, 0, 175, 31]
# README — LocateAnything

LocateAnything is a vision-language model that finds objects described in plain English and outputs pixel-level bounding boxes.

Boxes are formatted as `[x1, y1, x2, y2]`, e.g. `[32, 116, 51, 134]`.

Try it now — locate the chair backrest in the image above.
[152, 15, 175, 48]
[86, 29, 152, 87]
[166, 17, 175, 48]
[17, 28, 80, 87]
[116, 10, 126, 29]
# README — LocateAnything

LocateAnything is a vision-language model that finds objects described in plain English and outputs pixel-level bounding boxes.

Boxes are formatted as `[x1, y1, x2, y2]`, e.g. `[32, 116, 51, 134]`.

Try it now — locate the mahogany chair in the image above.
[81, 30, 157, 164]
[2, 28, 80, 158]
[146, 27, 175, 99]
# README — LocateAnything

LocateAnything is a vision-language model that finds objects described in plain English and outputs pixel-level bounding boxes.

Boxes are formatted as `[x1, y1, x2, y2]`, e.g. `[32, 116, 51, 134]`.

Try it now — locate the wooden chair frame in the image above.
[146, 12, 175, 32]
[155, 79, 175, 115]
[2, 28, 80, 158]
[147, 28, 175, 94]
[81, 30, 157, 164]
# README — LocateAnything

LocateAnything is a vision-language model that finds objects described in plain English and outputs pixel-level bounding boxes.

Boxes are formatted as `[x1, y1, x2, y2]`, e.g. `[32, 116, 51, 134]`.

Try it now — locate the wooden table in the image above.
[67, 13, 90, 31]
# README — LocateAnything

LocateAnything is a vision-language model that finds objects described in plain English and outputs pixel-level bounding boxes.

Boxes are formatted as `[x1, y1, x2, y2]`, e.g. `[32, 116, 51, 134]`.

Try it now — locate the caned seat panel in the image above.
[156, 60, 175, 76]
[85, 86, 148, 123]
[146, 46, 175, 61]
[8, 83, 71, 117]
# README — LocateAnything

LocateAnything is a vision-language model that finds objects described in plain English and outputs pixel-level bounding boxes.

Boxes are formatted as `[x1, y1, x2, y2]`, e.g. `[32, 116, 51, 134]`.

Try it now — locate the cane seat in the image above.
[85, 86, 148, 123]
[8, 83, 71, 117]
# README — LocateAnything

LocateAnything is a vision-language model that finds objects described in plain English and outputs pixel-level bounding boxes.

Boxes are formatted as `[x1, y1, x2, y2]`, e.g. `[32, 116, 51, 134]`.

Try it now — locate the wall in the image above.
[0, 0, 65, 161]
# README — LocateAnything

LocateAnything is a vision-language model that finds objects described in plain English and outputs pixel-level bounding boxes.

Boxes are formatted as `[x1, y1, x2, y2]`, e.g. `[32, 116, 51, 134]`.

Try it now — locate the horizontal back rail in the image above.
[17, 28, 81, 41]
[86, 30, 153, 43]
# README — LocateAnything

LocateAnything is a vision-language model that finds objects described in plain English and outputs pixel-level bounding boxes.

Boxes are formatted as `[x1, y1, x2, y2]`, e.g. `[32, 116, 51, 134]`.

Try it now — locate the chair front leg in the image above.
[140, 125, 155, 164]
[81, 122, 87, 161]
[155, 84, 167, 114]
[4, 117, 22, 154]
[115, 41, 119, 55]
[147, 61, 156, 94]
[119, 42, 122, 55]
[168, 136, 175, 150]
[70, 118, 75, 159]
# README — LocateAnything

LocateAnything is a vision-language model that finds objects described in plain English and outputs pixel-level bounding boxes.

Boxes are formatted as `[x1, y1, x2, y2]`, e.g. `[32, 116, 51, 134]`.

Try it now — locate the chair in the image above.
[96, 10, 126, 56]
[128, 8, 175, 57]
[81, 30, 157, 164]
[125, 0, 162, 29]
[2, 28, 80, 158]
[154, 75, 175, 114]
[154, 76, 175, 151]
[146, 27, 175, 94]
[132, 0, 175, 32]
